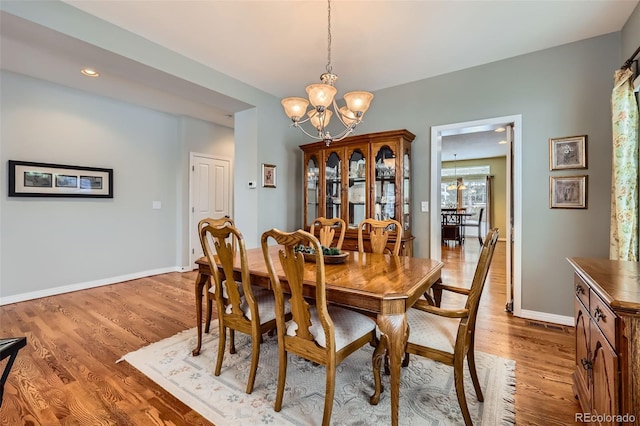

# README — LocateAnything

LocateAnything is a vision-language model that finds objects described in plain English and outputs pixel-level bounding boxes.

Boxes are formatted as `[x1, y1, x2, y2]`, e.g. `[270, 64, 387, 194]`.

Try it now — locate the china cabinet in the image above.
[301, 129, 415, 255]
[568, 257, 640, 426]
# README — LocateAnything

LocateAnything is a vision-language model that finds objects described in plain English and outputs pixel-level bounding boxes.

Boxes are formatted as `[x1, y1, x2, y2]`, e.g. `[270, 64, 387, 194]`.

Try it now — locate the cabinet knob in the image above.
[594, 307, 605, 322]
[575, 283, 584, 295]
[581, 358, 592, 370]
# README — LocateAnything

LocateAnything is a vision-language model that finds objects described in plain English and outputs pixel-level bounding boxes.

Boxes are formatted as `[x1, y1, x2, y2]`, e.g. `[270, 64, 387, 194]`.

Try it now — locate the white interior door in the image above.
[190, 153, 232, 267]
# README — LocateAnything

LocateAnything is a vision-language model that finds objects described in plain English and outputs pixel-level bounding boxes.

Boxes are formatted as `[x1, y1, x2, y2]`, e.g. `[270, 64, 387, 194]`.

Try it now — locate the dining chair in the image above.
[357, 218, 403, 255]
[462, 207, 485, 245]
[309, 217, 346, 249]
[200, 222, 290, 394]
[261, 229, 379, 426]
[198, 216, 236, 335]
[376, 228, 499, 425]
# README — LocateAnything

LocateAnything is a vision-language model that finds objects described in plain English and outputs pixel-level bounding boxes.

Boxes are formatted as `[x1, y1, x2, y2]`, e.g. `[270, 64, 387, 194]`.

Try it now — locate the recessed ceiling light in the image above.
[498, 140, 507, 144]
[81, 68, 99, 77]
[495, 127, 505, 133]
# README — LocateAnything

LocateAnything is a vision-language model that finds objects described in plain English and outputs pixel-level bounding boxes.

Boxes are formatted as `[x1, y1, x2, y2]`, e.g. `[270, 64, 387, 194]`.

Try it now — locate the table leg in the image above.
[192, 272, 209, 356]
[376, 311, 408, 426]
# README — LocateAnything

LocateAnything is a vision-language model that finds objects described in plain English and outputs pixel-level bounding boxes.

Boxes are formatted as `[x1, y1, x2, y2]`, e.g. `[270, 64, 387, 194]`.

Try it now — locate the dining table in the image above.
[192, 246, 444, 426]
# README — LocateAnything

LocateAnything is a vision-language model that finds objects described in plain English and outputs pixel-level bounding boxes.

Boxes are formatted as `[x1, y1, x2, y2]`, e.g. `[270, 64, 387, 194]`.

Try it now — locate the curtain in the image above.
[610, 67, 639, 261]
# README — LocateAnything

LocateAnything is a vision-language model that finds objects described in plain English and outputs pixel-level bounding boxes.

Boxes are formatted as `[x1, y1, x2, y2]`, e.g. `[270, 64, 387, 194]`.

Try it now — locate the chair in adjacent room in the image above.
[200, 223, 290, 394]
[462, 207, 485, 245]
[382, 228, 499, 426]
[357, 218, 403, 255]
[261, 229, 379, 426]
[309, 217, 346, 249]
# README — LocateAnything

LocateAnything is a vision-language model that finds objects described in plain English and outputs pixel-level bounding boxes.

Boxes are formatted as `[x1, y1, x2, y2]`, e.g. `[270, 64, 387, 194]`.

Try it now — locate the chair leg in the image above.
[204, 296, 213, 334]
[467, 346, 484, 402]
[274, 350, 287, 412]
[453, 355, 472, 426]
[370, 338, 386, 405]
[229, 329, 236, 354]
[477, 226, 482, 245]
[322, 362, 336, 426]
[245, 332, 260, 394]
[215, 324, 226, 376]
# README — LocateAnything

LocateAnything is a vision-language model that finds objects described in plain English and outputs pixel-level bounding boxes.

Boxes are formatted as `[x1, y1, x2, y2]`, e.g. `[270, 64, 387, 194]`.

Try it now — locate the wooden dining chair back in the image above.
[200, 223, 287, 394]
[309, 217, 346, 249]
[394, 228, 499, 425]
[357, 218, 403, 255]
[197, 216, 236, 335]
[261, 229, 378, 426]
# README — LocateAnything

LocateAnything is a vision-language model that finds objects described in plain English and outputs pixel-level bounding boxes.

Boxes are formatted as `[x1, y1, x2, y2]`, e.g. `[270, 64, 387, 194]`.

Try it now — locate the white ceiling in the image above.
[1, 0, 637, 157]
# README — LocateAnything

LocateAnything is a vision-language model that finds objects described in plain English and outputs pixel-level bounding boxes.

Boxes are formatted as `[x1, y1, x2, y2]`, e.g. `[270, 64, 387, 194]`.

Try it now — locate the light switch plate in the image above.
[421, 201, 429, 212]
[248, 181, 257, 189]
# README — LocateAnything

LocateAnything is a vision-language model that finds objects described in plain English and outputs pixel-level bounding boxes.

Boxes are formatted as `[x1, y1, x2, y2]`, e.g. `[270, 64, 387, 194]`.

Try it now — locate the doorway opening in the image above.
[430, 115, 522, 315]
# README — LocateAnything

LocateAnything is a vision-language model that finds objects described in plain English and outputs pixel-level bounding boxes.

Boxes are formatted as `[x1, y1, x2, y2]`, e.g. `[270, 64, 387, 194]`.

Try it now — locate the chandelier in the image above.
[280, 0, 374, 146]
[446, 154, 467, 190]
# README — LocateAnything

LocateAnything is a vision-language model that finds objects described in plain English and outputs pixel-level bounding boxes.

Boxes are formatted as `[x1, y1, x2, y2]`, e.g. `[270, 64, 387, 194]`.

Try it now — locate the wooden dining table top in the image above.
[196, 246, 444, 314]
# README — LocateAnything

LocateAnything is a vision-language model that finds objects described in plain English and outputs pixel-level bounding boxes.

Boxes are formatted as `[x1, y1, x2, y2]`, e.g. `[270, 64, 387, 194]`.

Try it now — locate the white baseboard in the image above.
[518, 309, 574, 327]
[0, 266, 184, 305]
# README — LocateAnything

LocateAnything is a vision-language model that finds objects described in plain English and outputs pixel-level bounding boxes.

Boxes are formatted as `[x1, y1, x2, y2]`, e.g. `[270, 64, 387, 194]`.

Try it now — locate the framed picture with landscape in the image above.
[8, 160, 113, 198]
[550, 175, 587, 209]
[549, 135, 587, 170]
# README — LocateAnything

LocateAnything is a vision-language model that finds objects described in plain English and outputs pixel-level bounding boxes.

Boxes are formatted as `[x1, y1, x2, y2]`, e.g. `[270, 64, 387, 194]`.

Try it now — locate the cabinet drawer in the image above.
[589, 291, 617, 348]
[574, 273, 589, 309]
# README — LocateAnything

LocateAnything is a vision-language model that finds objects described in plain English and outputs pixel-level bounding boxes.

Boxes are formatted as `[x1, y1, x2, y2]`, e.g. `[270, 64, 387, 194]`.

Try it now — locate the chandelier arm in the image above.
[326, 126, 356, 143]
[331, 99, 349, 127]
[292, 123, 324, 141]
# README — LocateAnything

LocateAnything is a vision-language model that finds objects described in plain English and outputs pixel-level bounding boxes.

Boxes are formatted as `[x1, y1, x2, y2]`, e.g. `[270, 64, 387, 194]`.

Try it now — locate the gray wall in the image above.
[0, 72, 240, 300]
[352, 33, 621, 317]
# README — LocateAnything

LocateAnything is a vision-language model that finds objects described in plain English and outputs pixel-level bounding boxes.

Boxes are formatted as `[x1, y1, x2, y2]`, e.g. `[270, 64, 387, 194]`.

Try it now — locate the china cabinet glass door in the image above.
[347, 148, 367, 229]
[306, 156, 319, 226]
[403, 149, 410, 231]
[325, 151, 341, 220]
[374, 145, 396, 223]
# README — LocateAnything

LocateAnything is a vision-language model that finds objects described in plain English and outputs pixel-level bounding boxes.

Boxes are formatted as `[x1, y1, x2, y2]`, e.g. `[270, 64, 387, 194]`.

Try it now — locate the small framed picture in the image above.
[549, 135, 587, 170]
[550, 175, 587, 209]
[262, 163, 276, 188]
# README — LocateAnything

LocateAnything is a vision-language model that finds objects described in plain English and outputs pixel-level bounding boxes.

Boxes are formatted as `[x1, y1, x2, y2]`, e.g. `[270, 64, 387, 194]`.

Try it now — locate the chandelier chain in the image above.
[326, 0, 332, 74]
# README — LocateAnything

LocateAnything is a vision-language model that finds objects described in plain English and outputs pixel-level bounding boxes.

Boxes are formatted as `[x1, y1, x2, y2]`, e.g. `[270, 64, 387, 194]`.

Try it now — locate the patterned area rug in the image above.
[118, 324, 515, 425]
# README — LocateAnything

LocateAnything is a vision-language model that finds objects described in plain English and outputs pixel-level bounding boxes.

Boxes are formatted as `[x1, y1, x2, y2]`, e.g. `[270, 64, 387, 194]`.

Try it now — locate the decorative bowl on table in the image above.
[294, 245, 349, 264]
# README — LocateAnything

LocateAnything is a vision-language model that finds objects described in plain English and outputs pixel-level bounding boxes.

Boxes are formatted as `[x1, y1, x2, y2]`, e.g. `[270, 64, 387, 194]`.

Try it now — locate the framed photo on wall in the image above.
[262, 163, 276, 188]
[550, 175, 587, 209]
[8, 160, 113, 198]
[549, 135, 587, 170]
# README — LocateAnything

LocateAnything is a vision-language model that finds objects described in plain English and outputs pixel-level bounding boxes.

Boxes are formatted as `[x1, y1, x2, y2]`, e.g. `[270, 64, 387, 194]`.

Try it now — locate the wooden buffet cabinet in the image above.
[300, 129, 415, 255]
[568, 257, 640, 425]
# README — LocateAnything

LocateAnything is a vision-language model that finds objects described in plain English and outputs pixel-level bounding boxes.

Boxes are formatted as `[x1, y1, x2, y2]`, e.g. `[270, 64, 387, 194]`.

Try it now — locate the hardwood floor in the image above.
[0, 241, 581, 425]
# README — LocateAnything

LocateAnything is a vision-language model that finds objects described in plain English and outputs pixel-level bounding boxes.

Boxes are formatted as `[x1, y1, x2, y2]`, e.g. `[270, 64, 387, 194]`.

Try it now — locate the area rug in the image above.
[118, 323, 515, 425]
